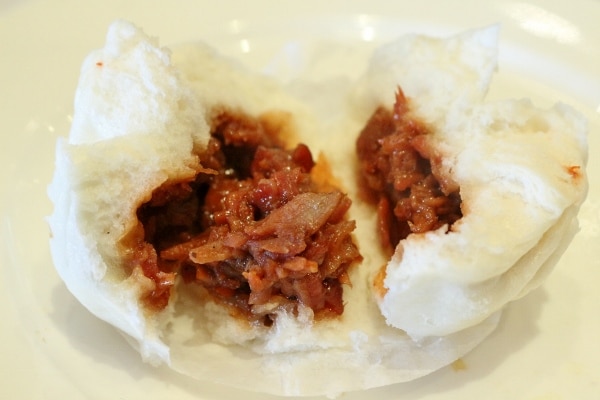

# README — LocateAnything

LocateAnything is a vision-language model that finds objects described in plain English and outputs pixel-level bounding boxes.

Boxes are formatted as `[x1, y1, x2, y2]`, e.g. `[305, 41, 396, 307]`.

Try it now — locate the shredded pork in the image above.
[134, 111, 361, 323]
[356, 88, 463, 253]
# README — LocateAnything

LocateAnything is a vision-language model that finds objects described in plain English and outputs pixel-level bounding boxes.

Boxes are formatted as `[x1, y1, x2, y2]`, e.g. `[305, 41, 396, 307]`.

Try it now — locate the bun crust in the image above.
[48, 21, 587, 396]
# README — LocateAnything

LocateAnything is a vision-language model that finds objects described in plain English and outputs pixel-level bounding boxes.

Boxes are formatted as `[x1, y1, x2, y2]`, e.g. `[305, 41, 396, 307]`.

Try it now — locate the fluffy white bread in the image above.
[47, 21, 585, 396]
[351, 26, 588, 338]
[47, 20, 210, 364]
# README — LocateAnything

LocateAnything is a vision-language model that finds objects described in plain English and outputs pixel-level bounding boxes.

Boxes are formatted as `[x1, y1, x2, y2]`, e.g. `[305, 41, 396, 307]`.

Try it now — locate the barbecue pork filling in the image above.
[357, 88, 463, 255]
[130, 109, 362, 325]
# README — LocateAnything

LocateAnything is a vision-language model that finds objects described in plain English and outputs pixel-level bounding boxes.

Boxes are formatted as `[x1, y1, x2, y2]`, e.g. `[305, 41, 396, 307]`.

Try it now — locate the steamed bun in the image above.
[47, 20, 587, 397]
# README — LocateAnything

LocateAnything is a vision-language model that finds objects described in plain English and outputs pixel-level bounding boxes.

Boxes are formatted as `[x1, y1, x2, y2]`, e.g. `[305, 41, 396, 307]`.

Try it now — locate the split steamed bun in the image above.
[47, 20, 587, 397]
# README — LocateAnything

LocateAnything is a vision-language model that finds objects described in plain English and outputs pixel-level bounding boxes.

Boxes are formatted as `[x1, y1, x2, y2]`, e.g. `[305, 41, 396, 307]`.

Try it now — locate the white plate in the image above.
[1, 0, 599, 399]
